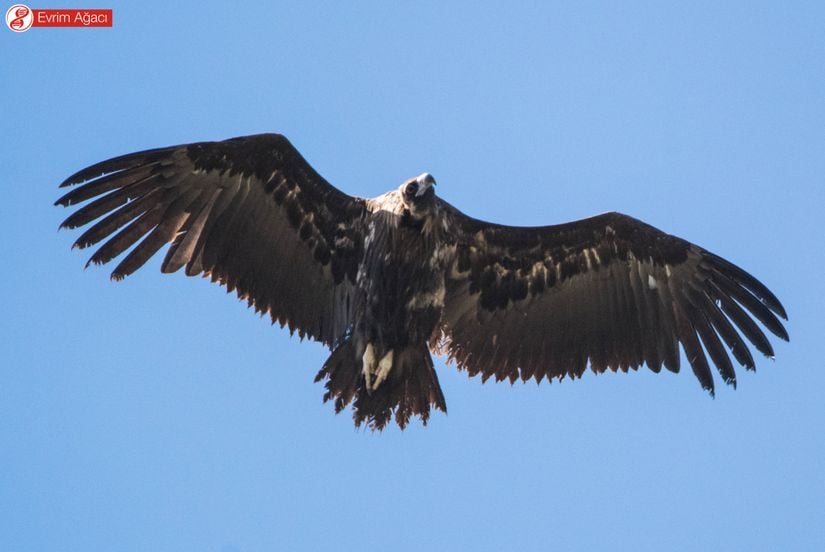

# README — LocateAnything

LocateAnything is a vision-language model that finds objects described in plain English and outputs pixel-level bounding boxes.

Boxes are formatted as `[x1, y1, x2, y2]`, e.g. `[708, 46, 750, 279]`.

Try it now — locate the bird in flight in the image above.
[56, 133, 789, 430]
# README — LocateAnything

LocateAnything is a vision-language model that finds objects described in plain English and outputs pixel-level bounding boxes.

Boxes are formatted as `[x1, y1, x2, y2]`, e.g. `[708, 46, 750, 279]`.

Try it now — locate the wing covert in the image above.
[438, 209, 788, 394]
[56, 133, 367, 346]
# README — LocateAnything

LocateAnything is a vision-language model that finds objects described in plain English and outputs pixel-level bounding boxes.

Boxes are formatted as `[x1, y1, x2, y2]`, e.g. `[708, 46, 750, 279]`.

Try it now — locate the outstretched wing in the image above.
[56, 133, 366, 346]
[437, 208, 788, 394]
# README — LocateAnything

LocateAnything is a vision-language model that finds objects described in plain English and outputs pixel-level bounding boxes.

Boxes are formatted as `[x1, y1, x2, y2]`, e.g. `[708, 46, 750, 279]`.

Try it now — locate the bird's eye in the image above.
[405, 182, 418, 197]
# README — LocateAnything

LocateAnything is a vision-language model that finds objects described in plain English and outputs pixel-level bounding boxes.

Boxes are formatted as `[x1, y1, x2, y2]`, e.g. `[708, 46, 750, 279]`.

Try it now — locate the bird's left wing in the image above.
[436, 208, 788, 393]
[56, 133, 366, 346]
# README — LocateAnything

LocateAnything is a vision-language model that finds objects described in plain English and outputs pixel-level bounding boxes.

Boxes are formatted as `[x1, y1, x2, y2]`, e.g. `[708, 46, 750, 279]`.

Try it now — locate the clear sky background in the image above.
[2, 2, 823, 551]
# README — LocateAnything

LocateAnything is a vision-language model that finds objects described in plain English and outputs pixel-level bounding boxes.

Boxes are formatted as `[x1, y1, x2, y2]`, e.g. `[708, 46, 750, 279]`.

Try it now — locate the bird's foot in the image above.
[373, 350, 394, 391]
[362, 343, 376, 392]
[362, 343, 393, 393]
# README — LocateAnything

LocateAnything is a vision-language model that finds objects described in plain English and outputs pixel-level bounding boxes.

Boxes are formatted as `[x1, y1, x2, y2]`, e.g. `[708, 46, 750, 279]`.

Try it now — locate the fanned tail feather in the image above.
[315, 340, 446, 430]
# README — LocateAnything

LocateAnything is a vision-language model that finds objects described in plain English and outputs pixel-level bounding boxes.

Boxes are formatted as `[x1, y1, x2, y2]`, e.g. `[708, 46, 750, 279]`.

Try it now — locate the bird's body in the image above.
[56, 133, 789, 429]
[321, 184, 453, 426]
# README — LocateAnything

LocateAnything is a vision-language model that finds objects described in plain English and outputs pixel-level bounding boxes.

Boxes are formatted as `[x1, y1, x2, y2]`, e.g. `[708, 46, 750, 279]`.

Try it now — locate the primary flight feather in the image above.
[56, 133, 789, 429]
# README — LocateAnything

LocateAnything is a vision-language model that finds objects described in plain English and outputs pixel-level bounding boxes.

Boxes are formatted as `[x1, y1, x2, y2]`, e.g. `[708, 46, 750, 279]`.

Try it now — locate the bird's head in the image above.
[399, 172, 437, 219]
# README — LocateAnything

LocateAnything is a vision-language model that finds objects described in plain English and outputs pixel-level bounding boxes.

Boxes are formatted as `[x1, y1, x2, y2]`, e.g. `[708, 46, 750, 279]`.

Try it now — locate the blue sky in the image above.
[2, 2, 823, 551]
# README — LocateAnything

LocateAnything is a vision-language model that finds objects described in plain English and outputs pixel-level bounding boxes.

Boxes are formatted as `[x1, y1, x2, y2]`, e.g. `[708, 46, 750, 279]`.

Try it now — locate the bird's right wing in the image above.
[56, 133, 367, 346]
[437, 208, 788, 393]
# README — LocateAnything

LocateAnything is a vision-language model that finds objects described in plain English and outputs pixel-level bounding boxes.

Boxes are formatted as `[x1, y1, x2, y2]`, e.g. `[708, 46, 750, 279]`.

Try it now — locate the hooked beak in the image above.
[414, 173, 436, 197]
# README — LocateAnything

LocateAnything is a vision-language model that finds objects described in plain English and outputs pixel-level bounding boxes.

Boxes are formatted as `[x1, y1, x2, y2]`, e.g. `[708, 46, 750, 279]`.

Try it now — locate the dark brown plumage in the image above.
[56, 133, 789, 429]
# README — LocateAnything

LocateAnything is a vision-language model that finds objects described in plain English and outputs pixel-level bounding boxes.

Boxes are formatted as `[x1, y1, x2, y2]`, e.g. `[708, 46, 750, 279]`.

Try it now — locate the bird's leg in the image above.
[372, 350, 394, 391]
[362, 343, 376, 392]
[362, 343, 394, 393]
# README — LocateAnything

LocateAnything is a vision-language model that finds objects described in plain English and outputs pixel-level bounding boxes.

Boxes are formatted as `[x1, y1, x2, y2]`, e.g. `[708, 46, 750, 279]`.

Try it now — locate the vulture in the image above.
[55, 133, 789, 430]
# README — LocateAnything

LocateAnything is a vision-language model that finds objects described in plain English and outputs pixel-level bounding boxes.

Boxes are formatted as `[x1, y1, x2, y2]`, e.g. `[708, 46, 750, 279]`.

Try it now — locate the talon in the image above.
[373, 350, 394, 390]
[362, 343, 376, 393]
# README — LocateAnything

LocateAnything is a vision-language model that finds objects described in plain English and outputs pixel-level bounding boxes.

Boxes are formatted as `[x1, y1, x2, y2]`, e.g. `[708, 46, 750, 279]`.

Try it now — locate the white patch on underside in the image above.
[430, 243, 456, 268]
[357, 223, 377, 285]
[583, 249, 593, 270]
[530, 261, 547, 281]
[407, 285, 446, 309]
[363, 222, 376, 249]
[449, 259, 470, 279]
[648, 274, 658, 289]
